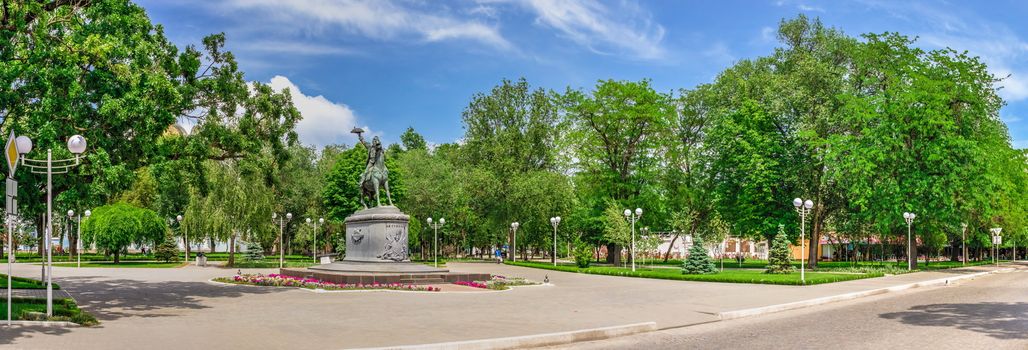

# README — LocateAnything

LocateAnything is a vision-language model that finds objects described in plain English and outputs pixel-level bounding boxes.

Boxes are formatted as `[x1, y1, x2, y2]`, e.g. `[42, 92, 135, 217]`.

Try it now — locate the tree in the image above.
[766, 225, 794, 274]
[682, 237, 717, 274]
[564, 79, 672, 264]
[400, 127, 428, 151]
[81, 202, 167, 263]
[245, 241, 264, 262]
[154, 233, 180, 263]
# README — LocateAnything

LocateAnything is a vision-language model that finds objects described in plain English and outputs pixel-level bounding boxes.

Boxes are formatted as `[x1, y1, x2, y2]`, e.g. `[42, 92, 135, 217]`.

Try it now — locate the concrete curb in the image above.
[349, 322, 658, 350]
[718, 267, 1015, 320]
[2, 320, 79, 327]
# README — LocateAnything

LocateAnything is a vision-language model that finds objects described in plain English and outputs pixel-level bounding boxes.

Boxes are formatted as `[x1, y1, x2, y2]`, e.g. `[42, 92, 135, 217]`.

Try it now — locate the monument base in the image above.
[280, 268, 490, 285]
[310, 260, 448, 273]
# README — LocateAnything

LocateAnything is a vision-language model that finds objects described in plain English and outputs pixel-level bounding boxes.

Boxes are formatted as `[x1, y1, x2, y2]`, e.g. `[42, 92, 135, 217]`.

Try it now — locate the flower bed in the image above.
[214, 274, 441, 292]
[454, 275, 541, 290]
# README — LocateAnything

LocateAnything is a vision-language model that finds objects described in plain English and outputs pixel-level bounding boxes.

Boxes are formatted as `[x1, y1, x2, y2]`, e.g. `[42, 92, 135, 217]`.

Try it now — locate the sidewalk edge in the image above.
[718, 267, 1014, 320]
[348, 322, 658, 350]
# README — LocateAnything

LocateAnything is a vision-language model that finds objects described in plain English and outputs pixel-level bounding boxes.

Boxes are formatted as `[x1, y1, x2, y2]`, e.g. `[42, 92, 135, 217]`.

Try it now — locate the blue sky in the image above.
[137, 0, 1028, 149]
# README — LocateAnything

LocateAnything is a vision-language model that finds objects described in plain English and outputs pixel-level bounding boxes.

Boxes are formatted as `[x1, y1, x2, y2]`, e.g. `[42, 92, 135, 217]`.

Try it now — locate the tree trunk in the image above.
[908, 232, 918, 270]
[662, 233, 680, 262]
[114, 250, 120, 264]
[183, 236, 191, 261]
[606, 243, 622, 266]
[808, 210, 823, 269]
[209, 238, 216, 253]
[228, 234, 236, 267]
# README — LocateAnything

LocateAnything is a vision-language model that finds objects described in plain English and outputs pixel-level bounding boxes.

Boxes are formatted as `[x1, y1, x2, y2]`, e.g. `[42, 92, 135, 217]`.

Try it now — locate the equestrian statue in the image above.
[351, 127, 394, 208]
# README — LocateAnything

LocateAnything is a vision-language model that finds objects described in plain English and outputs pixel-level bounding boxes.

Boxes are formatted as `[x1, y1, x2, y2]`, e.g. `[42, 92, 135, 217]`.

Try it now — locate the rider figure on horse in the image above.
[353, 127, 394, 208]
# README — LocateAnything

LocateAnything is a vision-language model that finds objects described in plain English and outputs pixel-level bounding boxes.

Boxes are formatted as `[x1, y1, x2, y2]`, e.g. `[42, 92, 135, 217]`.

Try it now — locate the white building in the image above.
[653, 233, 768, 260]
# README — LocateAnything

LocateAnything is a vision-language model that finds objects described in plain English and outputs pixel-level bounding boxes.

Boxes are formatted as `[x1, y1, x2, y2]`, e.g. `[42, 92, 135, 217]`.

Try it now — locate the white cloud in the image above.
[235, 41, 358, 56]
[267, 75, 376, 148]
[521, 0, 666, 59]
[221, 0, 511, 50]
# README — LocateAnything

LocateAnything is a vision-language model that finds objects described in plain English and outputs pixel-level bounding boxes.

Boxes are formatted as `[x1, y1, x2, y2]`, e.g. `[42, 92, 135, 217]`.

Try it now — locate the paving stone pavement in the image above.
[0, 261, 1014, 349]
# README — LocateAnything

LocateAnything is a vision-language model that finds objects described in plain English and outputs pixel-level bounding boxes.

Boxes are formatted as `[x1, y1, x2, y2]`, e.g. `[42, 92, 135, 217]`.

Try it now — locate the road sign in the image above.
[3, 131, 16, 177]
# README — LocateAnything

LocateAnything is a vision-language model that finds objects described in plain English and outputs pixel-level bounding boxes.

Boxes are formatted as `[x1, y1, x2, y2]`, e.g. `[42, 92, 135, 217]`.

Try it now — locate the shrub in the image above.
[573, 241, 593, 268]
[766, 225, 794, 274]
[682, 237, 718, 274]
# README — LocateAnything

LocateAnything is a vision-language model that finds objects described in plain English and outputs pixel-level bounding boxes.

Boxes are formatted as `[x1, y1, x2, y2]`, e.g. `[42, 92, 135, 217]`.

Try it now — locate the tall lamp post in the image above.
[510, 222, 519, 262]
[306, 217, 324, 263]
[19, 134, 87, 317]
[990, 227, 1002, 266]
[176, 214, 188, 262]
[623, 208, 642, 272]
[273, 212, 292, 268]
[903, 212, 916, 271]
[961, 223, 967, 266]
[793, 198, 813, 284]
[427, 217, 444, 267]
[67, 210, 90, 268]
[549, 216, 561, 266]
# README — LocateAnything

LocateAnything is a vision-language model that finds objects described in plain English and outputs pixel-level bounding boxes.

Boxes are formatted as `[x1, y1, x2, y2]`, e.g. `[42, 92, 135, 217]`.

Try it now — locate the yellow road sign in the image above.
[3, 131, 16, 177]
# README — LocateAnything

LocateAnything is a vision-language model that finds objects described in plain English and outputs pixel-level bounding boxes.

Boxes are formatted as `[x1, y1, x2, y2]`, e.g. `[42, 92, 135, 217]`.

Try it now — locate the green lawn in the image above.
[508, 261, 883, 285]
[642, 258, 1002, 273]
[0, 298, 98, 325]
[47, 261, 186, 268]
[0, 274, 54, 289]
[10, 252, 314, 263]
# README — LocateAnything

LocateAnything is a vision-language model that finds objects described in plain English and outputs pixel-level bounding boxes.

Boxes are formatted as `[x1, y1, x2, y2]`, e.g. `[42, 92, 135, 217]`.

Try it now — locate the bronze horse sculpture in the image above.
[352, 127, 394, 208]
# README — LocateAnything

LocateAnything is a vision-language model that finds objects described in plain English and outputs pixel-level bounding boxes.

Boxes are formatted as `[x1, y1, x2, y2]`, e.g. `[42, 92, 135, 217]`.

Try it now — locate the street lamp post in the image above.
[273, 212, 292, 268]
[623, 208, 642, 272]
[510, 222, 519, 262]
[903, 212, 916, 271]
[19, 135, 87, 317]
[961, 223, 967, 266]
[793, 198, 813, 284]
[306, 217, 324, 263]
[549, 216, 561, 266]
[67, 210, 89, 268]
[176, 214, 187, 262]
[427, 217, 444, 268]
[990, 227, 1002, 266]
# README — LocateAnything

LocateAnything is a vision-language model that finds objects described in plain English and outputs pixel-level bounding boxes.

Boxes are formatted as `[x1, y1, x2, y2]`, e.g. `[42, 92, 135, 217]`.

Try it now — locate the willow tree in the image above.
[81, 203, 166, 263]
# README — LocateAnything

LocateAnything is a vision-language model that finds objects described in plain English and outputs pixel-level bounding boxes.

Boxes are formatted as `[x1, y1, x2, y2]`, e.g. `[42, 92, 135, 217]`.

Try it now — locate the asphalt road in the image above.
[546, 262, 1028, 350]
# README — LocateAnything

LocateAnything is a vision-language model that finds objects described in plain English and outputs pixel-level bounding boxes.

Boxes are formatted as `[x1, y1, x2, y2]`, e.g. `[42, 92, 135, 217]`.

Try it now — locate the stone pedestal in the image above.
[341, 206, 410, 262]
[309, 206, 448, 274]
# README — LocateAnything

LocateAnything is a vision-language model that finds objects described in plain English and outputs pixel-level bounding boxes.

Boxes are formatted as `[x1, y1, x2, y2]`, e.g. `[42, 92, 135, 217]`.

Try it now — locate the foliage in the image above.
[682, 237, 718, 274]
[766, 225, 794, 274]
[245, 241, 265, 262]
[154, 234, 180, 263]
[81, 202, 167, 263]
[573, 240, 593, 268]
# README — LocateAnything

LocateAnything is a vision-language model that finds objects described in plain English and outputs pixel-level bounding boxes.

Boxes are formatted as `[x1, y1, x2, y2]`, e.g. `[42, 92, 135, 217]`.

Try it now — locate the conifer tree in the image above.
[682, 237, 718, 274]
[766, 225, 794, 274]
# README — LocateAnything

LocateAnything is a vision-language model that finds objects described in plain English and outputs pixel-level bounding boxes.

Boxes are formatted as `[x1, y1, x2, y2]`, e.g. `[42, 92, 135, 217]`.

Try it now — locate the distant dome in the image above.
[164, 124, 188, 137]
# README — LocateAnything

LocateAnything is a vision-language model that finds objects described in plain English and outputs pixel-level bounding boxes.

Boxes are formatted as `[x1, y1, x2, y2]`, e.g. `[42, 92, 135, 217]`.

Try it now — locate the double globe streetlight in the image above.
[903, 212, 916, 271]
[549, 216, 561, 266]
[623, 208, 642, 272]
[67, 209, 91, 268]
[273, 212, 292, 268]
[510, 222, 520, 262]
[306, 217, 324, 263]
[17, 134, 87, 317]
[427, 217, 444, 268]
[793, 198, 813, 284]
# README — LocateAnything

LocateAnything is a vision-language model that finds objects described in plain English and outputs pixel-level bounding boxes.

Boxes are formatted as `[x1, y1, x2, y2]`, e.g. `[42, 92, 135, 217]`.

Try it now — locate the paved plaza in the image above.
[0, 262, 1015, 349]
